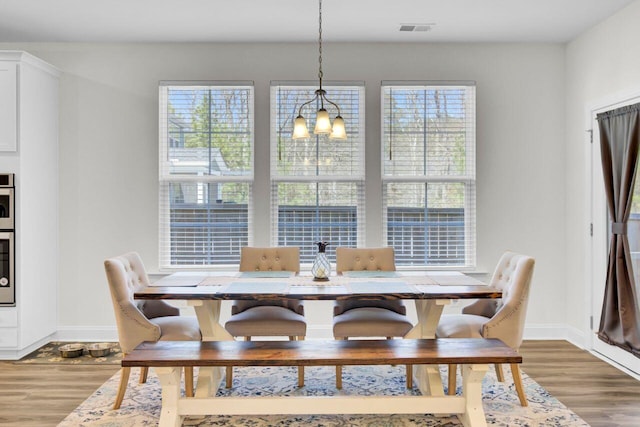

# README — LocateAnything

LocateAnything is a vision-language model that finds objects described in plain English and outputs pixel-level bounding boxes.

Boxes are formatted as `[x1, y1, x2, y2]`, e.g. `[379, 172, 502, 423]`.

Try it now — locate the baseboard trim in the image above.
[0, 334, 55, 360]
[54, 326, 118, 342]
[520, 323, 571, 341]
[51, 323, 582, 343]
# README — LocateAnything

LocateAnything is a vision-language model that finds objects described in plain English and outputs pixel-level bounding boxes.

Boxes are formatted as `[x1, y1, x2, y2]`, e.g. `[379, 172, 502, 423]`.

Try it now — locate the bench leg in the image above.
[156, 367, 183, 427]
[458, 364, 489, 427]
[511, 363, 527, 407]
[113, 367, 131, 410]
[406, 364, 413, 389]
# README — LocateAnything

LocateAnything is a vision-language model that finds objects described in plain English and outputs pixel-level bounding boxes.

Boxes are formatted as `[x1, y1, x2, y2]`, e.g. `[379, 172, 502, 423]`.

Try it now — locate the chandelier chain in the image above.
[318, 0, 323, 85]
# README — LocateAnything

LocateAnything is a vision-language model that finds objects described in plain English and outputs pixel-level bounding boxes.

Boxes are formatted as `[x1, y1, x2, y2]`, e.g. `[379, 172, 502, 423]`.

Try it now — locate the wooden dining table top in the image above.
[134, 271, 501, 301]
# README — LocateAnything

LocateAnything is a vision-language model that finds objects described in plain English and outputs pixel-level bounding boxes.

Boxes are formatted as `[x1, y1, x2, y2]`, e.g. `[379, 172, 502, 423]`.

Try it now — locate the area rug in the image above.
[16, 342, 122, 365]
[59, 365, 589, 426]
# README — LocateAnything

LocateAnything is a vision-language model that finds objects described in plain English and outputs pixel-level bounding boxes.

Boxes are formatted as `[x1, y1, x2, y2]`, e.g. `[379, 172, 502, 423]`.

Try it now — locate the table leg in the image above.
[406, 299, 450, 397]
[188, 300, 233, 397]
[405, 299, 450, 339]
[189, 300, 235, 341]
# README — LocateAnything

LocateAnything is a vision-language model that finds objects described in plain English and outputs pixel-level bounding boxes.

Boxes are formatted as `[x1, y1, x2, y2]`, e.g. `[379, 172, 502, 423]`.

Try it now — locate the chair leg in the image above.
[294, 336, 305, 387]
[184, 366, 194, 397]
[113, 367, 131, 410]
[406, 364, 413, 389]
[139, 366, 148, 384]
[226, 366, 233, 388]
[226, 336, 251, 388]
[448, 364, 457, 395]
[335, 337, 347, 389]
[495, 363, 505, 382]
[511, 363, 528, 407]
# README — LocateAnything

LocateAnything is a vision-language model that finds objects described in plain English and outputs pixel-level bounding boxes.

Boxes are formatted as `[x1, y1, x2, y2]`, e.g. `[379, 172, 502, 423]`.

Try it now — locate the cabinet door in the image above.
[0, 62, 17, 152]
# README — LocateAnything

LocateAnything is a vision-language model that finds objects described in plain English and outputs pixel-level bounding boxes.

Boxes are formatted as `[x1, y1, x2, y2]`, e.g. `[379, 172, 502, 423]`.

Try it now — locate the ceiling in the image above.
[0, 0, 635, 44]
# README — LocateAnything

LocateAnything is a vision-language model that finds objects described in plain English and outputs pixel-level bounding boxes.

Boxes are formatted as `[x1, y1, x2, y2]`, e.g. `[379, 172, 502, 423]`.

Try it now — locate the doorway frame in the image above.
[587, 90, 640, 379]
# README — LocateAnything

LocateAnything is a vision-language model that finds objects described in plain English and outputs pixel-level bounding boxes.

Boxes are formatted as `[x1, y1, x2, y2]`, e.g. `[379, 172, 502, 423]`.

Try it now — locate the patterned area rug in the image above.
[59, 365, 590, 426]
[16, 342, 122, 365]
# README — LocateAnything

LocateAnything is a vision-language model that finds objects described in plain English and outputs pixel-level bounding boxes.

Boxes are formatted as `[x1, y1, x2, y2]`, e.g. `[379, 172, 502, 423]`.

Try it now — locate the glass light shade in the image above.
[292, 115, 310, 139]
[314, 109, 332, 134]
[329, 115, 347, 139]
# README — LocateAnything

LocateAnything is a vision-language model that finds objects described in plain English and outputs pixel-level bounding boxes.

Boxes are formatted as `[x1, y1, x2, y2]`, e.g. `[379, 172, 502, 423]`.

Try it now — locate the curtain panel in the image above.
[596, 102, 640, 358]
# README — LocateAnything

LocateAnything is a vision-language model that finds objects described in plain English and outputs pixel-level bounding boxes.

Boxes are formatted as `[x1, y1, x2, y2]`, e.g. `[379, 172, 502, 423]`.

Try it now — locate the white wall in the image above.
[564, 0, 640, 345]
[0, 42, 566, 339]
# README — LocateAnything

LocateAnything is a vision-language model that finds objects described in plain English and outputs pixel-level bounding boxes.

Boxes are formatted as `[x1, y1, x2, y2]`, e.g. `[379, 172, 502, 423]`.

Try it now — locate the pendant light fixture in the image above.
[292, 0, 346, 140]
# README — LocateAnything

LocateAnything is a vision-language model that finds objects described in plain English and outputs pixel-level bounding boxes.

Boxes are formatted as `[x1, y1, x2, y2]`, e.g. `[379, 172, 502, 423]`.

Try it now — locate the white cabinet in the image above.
[0, 51, 59, 359]
[0, 62, 17, 151]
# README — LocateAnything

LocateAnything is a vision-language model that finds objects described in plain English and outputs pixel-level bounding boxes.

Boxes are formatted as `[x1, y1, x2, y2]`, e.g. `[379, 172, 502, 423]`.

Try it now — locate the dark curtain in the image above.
[596, 102, 640, 358]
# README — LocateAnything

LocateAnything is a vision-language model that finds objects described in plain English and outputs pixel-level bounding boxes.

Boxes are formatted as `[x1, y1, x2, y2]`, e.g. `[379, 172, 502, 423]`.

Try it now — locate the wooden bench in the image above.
[123, 338, 521, 427]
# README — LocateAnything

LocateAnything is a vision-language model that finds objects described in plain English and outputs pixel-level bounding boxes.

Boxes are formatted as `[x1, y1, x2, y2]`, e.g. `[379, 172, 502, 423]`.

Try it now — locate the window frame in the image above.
[381, 81, 477, 269]
[270, 81, 366, 264]
[158, 81, 255, 270]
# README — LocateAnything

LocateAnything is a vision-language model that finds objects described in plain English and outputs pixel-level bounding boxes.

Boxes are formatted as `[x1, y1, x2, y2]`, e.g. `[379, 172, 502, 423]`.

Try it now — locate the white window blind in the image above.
[270, 82, 365, 263]
[381, 82, 476, 267]
[159, 82, 254, 268]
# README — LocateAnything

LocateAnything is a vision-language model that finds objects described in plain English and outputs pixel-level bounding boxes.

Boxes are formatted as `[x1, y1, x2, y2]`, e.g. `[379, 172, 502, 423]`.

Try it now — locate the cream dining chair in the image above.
[436, 251, 535, 406]
[224, 246, 306, 388]
[104, 252, 202, 409]
[332, 247, 414, 389]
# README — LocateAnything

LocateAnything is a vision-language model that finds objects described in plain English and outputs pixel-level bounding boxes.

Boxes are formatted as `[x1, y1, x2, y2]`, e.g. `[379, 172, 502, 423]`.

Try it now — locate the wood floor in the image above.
[519, 340, 640, 427]
[0, 340, 638, 426]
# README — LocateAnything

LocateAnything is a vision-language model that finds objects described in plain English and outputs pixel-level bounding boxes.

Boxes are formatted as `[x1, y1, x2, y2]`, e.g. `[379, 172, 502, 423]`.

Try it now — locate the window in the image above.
[159, 82, 254, 268]
[382, 82, 476, 267]
[271, 82, 365, 263]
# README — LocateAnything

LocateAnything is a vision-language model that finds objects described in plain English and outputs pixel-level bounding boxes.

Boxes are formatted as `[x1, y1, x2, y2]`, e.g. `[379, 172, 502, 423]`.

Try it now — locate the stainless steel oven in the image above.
[0, 173, 14, 230]
[0, 231, 14, 305]
[0, 174, 15, 306]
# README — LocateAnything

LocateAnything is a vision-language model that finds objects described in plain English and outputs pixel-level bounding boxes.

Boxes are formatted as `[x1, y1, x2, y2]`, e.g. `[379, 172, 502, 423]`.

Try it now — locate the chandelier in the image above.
[292, 0, 346, 140]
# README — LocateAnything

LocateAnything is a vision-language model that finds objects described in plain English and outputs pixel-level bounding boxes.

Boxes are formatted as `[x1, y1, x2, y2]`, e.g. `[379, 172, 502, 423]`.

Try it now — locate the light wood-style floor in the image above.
[0, 340, 638, 426]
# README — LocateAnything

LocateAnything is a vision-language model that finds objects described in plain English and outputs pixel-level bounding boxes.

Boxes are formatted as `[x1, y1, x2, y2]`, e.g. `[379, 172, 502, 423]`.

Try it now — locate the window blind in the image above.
[381, 82, 476, 268]
[270, 82, 365, 263]
[159, 82, 254, 268]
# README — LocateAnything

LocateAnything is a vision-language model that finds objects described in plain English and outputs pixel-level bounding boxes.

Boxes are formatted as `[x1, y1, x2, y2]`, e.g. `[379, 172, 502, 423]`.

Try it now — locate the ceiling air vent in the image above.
[399, 23, 435, 32]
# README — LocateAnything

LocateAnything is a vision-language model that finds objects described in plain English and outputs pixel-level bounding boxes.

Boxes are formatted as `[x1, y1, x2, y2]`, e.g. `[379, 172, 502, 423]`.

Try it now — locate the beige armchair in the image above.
[224, 246, 306, 387]
[104, 252, 202, 409]
[436, 251, 535, 406]
[332, 247, 413, 389]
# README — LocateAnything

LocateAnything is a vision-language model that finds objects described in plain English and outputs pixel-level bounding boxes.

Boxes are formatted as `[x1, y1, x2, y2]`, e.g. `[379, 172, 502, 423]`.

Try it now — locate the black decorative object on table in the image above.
[311, 241, 331, 281]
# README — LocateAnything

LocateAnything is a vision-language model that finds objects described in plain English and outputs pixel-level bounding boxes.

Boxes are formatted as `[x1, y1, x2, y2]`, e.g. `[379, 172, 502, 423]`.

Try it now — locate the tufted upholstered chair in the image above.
[104, 252, 202, 409]
[436, 251, 535, 406]
[224, 246, 306, 388]
[333, 247, 414, 389]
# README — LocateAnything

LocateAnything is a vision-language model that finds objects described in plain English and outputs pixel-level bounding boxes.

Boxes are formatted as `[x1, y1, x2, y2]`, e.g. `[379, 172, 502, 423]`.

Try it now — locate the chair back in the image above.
[335, 247, 396, 273]
[463, 251, 535, 349]
[334, 247, 404, 316]
[234, 247, 301, 314]
[104, 252, 179, 353]
[239, 246, 300, 273]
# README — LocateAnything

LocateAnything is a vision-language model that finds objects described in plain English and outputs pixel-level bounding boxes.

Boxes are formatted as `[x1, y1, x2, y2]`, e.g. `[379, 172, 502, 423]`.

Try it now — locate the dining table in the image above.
[135, 270, 501, 399]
